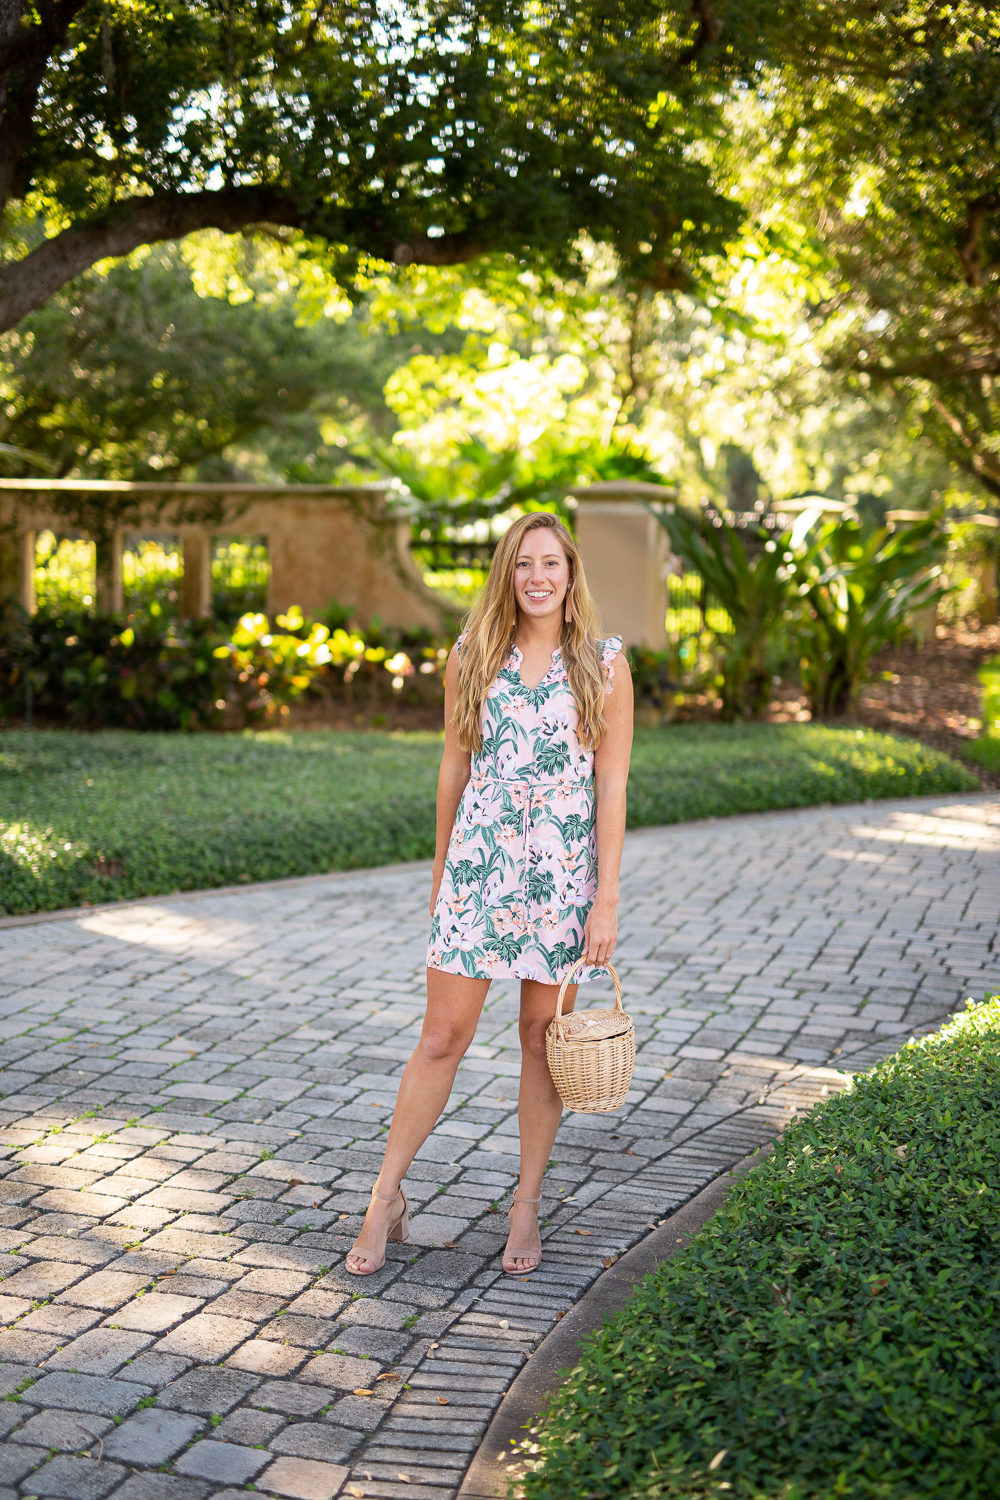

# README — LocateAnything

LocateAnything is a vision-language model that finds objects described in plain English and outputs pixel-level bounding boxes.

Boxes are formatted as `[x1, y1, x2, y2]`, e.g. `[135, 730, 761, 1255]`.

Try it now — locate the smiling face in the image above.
[512, 525, 572, 624]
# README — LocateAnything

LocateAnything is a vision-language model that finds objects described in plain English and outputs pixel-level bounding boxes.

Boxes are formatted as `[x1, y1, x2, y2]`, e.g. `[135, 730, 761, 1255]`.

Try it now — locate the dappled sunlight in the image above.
[840, 802, 1000, 854]
[78, 905, 261, 956]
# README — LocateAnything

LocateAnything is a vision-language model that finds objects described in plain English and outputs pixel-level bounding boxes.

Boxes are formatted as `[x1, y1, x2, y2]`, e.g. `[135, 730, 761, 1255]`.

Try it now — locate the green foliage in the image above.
[653, 508, 795, 718]
[122, 538, 183, 617]
[793, 513, 949, 717]
[0, 724, 976, 916]
[522, 993, 1000, 1500]
[2, 0, 752, 325]
[626, 648, 682, 710]
[1, 246, 345, 481]
[0, 243, 410, 536]
[761, 3, 1000, 499]
[966, 655, 1000, 771]
[649, 508, 957, 719]
[211, 540, 271, 624]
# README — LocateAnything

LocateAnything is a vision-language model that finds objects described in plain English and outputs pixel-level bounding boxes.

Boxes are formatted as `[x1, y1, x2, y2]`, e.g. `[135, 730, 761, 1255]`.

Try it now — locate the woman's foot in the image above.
[503, 1194, 542, 1274]
[346, 1186, 409, 1275]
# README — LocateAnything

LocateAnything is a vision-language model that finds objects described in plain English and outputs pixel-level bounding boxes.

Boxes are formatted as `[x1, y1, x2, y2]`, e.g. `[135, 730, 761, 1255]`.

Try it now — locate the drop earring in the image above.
[564, 591, 573, 623]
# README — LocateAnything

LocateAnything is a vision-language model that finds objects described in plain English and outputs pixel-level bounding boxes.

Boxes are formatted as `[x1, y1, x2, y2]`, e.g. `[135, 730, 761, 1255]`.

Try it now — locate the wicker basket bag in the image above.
[545, 956, 634, 1113]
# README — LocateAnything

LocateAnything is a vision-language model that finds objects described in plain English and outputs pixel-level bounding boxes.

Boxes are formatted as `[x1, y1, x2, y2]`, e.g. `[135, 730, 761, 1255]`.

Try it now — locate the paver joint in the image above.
[0, 794, 996, 1499]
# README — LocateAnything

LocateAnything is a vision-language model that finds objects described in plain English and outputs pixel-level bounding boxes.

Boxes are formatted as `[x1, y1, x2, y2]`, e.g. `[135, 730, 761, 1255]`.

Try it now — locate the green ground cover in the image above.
[966, 655, 1000, 774]
[522, 995, 1000, 1500]
[0, 723, 977, 915]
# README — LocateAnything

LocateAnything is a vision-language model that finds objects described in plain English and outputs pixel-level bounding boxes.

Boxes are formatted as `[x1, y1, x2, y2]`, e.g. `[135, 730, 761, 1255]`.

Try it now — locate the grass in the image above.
[521, 995, 1000, 1500]
[0, 723, 977, 916]
[625, 722, 976, 825]
[965, 655, 1000, 773]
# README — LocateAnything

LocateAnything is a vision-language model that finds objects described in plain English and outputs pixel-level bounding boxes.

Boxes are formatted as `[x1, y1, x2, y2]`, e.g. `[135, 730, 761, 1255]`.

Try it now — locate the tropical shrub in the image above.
[0, 602, 453, 729]
[625, 648, 682, 714]
[212, 607, 335, 722]
[654, 508, 796, 719]
[0, 604, 229, 730]
[792, 512, 949, 717]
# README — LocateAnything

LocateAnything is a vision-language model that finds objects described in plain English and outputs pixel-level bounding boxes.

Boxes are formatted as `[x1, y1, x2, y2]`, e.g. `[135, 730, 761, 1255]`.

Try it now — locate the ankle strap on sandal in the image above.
[371, 1185, 401, 1202]
[510, 1194, 540, 1205]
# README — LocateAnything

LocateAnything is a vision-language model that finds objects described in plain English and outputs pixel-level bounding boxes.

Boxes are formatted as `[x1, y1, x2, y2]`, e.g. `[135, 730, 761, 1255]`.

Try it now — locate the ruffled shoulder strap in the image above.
[600, 635, 623, 694]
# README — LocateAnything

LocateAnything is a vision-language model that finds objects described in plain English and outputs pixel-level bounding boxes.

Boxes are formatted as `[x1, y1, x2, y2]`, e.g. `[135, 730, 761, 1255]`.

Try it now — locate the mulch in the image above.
[761, 623, 1000, 786]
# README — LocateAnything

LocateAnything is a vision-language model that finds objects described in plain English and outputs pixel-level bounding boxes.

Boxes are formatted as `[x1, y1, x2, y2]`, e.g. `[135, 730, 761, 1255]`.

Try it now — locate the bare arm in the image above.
[583, 651, 634, 966]
[429, 645, 472, 914]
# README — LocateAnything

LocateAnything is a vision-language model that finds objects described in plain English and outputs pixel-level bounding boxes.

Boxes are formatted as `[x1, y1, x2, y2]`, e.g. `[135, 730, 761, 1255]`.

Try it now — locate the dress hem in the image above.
[426, 959, 601, 985]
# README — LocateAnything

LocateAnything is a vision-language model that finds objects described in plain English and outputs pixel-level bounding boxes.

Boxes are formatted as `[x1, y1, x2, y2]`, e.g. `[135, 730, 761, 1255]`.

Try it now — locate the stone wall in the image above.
[0, 482, 446, 630]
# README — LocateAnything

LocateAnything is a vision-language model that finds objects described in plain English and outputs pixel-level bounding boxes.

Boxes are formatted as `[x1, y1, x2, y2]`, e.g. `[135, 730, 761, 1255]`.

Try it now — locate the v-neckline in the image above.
[511, 643, 561, 692]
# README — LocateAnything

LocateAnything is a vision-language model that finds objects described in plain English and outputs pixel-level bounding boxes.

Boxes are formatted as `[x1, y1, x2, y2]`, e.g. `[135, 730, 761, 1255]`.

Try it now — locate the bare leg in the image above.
[347, 969, 490, 1273]
[503, 978, 577, 1273]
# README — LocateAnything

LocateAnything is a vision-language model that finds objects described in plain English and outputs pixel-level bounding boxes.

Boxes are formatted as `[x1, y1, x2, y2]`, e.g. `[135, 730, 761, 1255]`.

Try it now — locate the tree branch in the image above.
[0, 188, 483, 335]
[850, 351, 1000, 382]
[930, 395, 1000, 499]
[676, 0, 721, 67]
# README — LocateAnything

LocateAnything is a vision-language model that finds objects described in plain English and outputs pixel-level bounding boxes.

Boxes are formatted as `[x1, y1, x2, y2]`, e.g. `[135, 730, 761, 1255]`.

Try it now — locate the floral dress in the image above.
[427, 635, 623, 985]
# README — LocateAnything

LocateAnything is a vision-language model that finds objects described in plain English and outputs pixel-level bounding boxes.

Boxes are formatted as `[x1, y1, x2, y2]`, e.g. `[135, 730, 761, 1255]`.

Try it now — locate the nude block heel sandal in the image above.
[503, 1194, 541, 1275]
[386, 1187, 409, 1243]
[346, 1186, 409, 1275]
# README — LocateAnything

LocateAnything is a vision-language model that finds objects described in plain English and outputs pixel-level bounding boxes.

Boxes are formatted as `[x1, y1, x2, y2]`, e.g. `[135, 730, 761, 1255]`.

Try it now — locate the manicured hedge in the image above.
[0, 729, 442, 914]
[626, 722, 977, 824]
[522, 995, 1000, 1500]
[0, 723, 978, 915]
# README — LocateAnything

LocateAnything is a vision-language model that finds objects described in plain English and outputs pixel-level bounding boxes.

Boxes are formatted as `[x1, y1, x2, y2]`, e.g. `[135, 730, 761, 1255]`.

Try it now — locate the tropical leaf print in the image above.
[483, 932, 528, 965]
[534, 736, 572, 776]
[549, 939, 582, 975]
[551, 812, 591, 842]
[426, 636, 622, 984]
[525, 863, 556, 904]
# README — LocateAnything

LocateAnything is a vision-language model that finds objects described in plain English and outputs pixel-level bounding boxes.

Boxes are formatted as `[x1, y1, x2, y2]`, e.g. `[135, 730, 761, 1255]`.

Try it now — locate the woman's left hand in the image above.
[583, 895, 618, 968]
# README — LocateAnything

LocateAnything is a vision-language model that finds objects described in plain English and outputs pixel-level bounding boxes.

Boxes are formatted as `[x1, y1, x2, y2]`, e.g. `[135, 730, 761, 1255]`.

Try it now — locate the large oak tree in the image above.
[0, 0, 752, 335]
[759, 2, 1000, 498]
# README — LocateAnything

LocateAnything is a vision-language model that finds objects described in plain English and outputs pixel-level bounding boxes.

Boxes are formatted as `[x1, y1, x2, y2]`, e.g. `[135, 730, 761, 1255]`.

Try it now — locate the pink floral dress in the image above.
[427, 635, 623, 985]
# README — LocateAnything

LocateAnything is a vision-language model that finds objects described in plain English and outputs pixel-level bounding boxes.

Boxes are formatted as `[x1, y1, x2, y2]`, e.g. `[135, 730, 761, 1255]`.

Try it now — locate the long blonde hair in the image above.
[454, 512, 608, 752]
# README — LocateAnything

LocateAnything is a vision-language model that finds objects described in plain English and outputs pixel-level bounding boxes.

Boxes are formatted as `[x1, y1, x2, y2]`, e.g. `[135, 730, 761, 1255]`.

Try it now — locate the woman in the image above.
[346, 511, 634, 1276]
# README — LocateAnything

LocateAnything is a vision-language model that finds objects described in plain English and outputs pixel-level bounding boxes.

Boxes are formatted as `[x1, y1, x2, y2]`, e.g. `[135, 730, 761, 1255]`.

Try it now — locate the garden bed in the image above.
[521, 994, 1000, 1500]
[0, 723, 978, 916]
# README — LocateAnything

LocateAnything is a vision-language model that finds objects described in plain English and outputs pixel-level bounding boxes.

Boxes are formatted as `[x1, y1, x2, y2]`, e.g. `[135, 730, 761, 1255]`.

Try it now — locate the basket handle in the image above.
[554, 956, 623, 1024]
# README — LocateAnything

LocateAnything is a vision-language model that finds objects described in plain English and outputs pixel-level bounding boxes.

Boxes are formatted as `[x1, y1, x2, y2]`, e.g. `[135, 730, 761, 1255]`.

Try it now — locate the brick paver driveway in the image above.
[0, 794, 997, 1500]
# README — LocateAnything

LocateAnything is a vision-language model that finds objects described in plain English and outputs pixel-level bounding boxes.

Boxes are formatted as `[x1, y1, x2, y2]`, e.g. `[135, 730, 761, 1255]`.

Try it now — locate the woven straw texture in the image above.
[545, 958, 634, 1114]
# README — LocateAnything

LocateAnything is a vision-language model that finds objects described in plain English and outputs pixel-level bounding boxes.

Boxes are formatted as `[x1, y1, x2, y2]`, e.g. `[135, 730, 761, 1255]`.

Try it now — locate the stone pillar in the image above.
[977, 557, 998, 625]
[18, 530, 36, 614]
[179, 528, 213, 618]
[966, 517, 999, 624]
[572, 485, 676, 649]
[94, 531, 124, 614]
